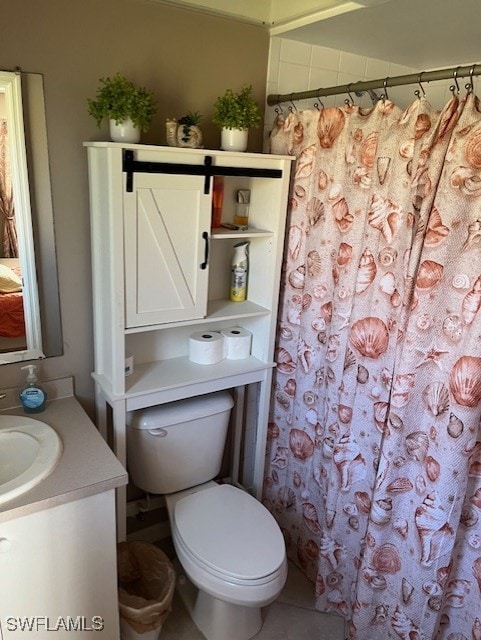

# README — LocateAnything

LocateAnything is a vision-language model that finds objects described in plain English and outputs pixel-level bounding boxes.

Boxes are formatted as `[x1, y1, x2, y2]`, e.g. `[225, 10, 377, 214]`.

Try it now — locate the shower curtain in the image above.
[265, 93, 481, 639]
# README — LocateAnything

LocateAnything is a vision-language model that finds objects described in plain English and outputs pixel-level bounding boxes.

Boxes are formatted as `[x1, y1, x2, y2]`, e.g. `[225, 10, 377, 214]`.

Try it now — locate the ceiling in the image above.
[278, 0, 481, 70]
[157, 0, 481, 70]
[153, 0, 368, 27]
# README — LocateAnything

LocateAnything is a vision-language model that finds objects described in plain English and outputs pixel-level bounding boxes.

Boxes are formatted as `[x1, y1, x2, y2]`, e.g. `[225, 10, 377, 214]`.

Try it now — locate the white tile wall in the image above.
[280, 39, 312, 66]
[365, 57, 390, 80]
[310, 45, 341, 73]
[264, 36, 480, 150]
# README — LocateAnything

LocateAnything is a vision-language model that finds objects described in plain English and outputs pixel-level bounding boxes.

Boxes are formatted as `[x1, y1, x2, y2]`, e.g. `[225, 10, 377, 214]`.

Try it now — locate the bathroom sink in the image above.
[0, 415, 62, 505]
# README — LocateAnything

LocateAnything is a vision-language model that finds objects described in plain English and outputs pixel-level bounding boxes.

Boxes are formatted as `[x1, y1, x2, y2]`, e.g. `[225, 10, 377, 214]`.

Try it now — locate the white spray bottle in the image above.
[230, 241, 250, 302]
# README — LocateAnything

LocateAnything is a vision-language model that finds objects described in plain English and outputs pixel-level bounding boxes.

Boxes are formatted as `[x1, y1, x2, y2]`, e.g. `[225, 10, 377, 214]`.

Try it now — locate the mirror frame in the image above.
[0, 71, 44, 362]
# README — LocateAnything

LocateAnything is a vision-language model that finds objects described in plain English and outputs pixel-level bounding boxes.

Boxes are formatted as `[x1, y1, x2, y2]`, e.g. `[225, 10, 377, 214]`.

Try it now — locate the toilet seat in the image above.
[172, 526, 284, 588]
[173, 484, 285, 582]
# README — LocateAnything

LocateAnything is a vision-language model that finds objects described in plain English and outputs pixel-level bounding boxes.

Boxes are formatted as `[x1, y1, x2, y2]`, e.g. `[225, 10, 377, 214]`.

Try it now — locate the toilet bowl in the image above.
[127, 392, 287, 640]
[167, 482, 287, 640]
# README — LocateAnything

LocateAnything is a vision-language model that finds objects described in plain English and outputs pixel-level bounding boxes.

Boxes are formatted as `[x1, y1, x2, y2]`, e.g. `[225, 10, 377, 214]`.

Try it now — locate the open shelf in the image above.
[125, 299, 270, 333]
[126, 355, 272, 395]
[93, 356, 275, 409]
[210, 227, 273, 239]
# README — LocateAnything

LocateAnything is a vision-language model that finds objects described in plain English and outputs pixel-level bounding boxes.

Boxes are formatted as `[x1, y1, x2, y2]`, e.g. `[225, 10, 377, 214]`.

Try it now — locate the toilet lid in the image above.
[174, 484, 285, 581]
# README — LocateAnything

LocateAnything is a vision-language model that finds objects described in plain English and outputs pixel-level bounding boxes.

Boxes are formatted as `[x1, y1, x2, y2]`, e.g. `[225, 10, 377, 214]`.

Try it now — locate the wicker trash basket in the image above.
[117, 541, 176, 640]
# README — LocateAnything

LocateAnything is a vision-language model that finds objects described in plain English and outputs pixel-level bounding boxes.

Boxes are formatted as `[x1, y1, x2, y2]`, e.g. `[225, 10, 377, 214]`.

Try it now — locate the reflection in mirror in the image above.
[0, 70, 62, 363]
[0, 71, 43, 362]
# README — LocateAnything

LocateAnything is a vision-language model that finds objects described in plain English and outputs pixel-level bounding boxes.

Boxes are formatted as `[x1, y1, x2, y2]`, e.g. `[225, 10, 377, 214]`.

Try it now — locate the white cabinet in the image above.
[85, 143, 293, 540]
[0, 491, 119, 639]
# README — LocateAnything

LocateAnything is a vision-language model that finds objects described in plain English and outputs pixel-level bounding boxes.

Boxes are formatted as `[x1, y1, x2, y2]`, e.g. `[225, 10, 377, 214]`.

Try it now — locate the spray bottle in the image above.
[230, 241, 250, 302]
[19, 364, 47, 414]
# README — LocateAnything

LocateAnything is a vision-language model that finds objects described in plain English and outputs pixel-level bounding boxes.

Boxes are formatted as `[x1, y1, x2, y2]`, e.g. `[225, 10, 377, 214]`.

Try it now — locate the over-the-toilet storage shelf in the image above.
[84, 142, 293, 540]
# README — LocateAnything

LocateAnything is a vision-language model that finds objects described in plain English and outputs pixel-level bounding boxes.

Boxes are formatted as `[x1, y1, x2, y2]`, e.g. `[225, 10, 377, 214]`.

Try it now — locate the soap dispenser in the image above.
[19, 365, 47, 414]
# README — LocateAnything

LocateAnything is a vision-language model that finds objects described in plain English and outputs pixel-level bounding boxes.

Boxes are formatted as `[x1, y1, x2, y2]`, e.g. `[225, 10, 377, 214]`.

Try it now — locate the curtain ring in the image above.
[348, 83, 355, 104]
[345, 83, 354, 106]
[274, 100, 284, 115]
[288, 94, 297, 113]
[381, 78, 389, 101]
[466, 65, 476, 94]
[452, 66, 461, 94]
[314, 93, 325, 110]
[414, 73, 426, 99]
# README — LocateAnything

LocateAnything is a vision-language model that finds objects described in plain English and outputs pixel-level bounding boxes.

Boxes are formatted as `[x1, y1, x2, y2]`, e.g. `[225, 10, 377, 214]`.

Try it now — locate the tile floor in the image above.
[160, 560, 346, 640]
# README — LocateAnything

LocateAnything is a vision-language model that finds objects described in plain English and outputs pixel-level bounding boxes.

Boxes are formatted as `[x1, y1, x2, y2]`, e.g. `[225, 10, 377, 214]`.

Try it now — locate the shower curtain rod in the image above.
[267, 62, 481, 106]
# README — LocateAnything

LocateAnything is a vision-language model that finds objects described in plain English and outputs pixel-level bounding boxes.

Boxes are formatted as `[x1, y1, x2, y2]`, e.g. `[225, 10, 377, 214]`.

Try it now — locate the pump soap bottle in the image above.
[19, 365, 47, 413]
[230, 241, 250, 302]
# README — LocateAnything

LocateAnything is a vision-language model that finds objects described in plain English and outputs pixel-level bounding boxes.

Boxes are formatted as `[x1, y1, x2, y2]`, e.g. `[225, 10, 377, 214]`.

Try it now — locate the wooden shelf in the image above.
[210, 227, 273, 239]
[125, 300, 270, 333]
[93, 356, 275, 410]
[126, 355, 271, 394]
[207, 299, 270, 320]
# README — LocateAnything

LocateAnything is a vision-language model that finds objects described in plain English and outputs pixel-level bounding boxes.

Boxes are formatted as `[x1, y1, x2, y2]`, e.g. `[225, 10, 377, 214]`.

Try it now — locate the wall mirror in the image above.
[0, 70, 62, 363]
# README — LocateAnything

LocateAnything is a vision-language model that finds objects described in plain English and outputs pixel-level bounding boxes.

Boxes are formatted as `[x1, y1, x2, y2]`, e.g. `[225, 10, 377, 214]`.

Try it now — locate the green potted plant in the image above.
[177, 111, 203, 148]
[212, 85, 262, 151]
[87, 73, 157, 143]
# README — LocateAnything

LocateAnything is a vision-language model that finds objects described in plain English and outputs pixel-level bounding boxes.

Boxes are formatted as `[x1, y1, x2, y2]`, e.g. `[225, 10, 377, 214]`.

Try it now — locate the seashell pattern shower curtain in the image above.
[265, 94, 481, 639]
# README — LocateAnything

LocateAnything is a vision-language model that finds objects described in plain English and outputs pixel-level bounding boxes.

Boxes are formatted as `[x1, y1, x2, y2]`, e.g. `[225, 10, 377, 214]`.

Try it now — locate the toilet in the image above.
[127, 391, 287, 640]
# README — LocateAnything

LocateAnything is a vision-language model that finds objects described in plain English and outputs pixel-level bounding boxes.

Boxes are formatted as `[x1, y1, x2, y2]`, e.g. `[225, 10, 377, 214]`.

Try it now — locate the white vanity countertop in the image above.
[0, 377, 128, 523]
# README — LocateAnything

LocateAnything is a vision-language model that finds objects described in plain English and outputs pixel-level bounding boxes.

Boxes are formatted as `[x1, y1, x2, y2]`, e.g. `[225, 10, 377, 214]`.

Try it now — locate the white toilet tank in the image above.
[127, 391, 234, 495]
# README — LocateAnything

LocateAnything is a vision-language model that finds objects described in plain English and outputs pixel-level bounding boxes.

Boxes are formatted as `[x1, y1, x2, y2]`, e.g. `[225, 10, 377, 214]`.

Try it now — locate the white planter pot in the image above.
[220, 128, 248, 152]
[109, 118, 141, 143]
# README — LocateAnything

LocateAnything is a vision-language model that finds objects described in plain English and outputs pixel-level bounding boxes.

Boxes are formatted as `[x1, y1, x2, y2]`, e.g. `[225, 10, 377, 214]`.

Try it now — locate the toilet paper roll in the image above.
[221, 327, 252, 360]
[189, 331, 225, 365]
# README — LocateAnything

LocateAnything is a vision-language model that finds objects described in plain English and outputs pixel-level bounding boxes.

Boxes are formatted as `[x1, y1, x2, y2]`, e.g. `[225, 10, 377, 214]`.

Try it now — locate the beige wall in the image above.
[0, 0, 269, 415]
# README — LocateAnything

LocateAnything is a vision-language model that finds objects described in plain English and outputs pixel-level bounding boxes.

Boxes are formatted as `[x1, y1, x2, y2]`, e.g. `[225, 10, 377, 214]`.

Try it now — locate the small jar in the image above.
[234, 189, 250, 230]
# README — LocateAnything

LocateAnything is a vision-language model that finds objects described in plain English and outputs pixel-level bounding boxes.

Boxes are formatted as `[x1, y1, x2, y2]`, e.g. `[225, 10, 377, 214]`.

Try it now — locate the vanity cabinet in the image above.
[0, 491, 119, 639]
[84, 143, 293, 540]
